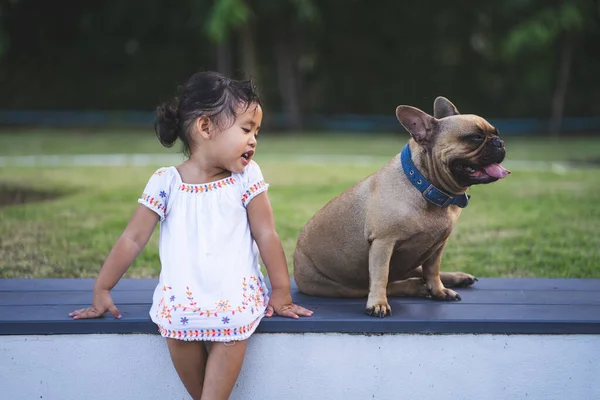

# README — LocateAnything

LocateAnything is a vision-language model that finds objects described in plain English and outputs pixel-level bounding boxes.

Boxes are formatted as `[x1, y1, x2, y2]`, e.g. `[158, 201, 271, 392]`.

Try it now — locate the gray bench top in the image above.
[1, 278, 600, 335]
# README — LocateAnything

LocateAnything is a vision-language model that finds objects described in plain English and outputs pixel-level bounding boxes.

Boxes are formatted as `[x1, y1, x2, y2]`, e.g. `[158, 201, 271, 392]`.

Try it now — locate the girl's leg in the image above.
[166, 338, 209, 400]
[202, 339, 248, 400]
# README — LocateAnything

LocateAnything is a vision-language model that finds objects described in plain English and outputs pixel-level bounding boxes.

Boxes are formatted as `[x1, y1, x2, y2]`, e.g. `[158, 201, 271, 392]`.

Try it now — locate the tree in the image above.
[205, 0, 254, 79]
[0, 0, 19, 59]
[499, 0, 597, 135]
[205, 0, 319, 130]
[0, 7, 5, 58]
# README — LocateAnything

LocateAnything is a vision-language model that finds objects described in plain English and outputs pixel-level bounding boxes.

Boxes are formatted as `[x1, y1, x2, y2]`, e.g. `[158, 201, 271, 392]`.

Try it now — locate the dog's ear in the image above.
[433, 96, 460, 119]
[396, 105, 437, 144]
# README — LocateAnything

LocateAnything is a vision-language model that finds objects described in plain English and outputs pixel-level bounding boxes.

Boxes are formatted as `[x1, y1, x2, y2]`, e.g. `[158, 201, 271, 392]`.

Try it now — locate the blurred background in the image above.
[1, 0, 599, 132]
[0, 0, 599, 279]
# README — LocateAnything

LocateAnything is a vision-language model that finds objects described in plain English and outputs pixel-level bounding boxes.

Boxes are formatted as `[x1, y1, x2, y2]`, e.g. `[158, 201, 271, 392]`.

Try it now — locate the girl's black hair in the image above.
[154, 71, 261, 157]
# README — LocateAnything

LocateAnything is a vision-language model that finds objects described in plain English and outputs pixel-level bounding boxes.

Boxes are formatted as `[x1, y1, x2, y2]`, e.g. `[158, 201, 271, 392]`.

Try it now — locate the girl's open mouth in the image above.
[241, 150, 254, 165]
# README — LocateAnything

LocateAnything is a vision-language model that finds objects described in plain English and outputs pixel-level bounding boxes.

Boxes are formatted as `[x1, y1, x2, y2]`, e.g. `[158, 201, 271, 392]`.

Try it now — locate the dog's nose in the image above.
[492, 138, 504, 148]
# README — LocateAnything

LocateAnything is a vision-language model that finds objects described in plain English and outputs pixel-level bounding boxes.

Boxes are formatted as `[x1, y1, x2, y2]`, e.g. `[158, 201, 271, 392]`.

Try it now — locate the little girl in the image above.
[69, 71, 313, 399]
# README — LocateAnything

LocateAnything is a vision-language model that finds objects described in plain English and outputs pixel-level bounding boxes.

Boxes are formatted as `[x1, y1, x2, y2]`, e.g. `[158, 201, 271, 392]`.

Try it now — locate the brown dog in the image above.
[293, 97, 509, 317]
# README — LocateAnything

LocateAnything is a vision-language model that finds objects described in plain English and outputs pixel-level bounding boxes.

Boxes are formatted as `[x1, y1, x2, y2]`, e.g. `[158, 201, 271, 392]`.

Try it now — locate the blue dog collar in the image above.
[400, 144, 470, 208]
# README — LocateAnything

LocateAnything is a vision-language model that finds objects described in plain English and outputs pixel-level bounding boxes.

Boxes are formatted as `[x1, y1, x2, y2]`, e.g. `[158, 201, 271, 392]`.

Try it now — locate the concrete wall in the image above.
[2, 333, 599, 400]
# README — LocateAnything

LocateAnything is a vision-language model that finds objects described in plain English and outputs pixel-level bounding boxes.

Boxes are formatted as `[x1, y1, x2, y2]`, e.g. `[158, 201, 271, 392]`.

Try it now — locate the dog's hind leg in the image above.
[386, 278, 430, 298]
[402, 266, 477, 288]
[293, 248, 368, 298]
[441, 271, 477, 287]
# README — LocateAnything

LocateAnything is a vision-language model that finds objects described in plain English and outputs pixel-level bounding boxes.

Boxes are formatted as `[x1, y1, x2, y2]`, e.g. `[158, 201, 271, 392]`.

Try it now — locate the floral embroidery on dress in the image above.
[140, 193, 166, 214]
[156, 277, 266, 325]
[153, 168, 168, 176]
[241, 180, 267, 206]
[216, 300, 231, 312]
[179, 177, 236, 194]
[158, 320, 257, 340]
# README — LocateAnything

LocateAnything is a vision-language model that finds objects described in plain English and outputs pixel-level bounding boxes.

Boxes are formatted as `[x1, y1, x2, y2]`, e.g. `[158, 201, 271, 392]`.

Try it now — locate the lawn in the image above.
[4, 128, 600, 161]
[1, 129, 599, 279]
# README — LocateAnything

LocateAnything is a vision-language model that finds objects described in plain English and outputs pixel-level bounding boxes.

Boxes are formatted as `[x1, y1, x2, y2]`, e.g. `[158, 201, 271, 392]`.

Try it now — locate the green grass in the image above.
[3, 129, 181, 156]
[1, 129, 599, 279]
[3, 128, 600, 162]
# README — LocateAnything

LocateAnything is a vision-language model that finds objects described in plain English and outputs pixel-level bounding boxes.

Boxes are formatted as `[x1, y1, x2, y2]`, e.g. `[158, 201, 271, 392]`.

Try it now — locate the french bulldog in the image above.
[293, 97, 510, 317]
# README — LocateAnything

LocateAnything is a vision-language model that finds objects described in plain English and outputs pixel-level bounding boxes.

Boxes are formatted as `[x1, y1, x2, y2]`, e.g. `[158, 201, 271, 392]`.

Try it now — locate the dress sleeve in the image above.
[137, 167, 174, 221]
[241, 161, 269, 208]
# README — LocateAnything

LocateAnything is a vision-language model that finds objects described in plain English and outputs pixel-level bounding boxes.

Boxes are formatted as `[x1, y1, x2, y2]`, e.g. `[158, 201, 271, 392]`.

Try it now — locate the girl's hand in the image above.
[265, 288, 313, 319]
[69, 289, 122, 320]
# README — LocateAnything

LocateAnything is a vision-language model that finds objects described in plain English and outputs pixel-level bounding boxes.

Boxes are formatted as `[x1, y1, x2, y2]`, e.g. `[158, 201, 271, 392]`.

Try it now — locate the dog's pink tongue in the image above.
[483, 163, 510, 179]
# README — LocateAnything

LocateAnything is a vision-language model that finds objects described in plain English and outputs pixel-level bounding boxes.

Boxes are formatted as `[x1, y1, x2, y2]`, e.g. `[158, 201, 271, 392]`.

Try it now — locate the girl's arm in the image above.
[69, 205, 159, 319]
[247, 192, 313, 319]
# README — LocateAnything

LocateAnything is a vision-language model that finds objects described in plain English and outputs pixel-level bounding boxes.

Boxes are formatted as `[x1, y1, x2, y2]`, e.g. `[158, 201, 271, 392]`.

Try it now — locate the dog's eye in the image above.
[472, 134, 485, 141]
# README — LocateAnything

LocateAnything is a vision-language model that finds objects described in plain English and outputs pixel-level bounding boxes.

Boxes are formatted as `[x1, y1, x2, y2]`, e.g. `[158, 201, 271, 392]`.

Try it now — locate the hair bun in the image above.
[155, 97, 180, 148]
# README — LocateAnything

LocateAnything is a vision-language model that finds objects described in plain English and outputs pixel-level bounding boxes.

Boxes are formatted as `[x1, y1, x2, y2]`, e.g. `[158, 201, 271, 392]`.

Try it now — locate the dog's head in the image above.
[396, 97, 509, 190]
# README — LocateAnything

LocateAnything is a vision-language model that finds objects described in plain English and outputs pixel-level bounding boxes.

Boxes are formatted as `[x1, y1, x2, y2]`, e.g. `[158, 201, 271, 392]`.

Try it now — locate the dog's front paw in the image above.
[429, 287, 462, 301]
[365, 299, 392, 318]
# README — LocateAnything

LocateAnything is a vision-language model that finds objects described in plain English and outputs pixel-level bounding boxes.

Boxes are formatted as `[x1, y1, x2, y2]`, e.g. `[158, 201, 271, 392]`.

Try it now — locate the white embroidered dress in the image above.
[138, 161, 270, 342]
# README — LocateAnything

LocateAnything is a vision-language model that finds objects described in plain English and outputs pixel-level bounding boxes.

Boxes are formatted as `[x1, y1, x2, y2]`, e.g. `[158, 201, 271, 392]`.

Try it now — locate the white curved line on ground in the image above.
[0, 154, 584, 172]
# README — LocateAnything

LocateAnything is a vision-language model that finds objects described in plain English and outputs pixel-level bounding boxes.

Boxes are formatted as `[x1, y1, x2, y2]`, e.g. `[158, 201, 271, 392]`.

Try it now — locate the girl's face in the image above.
[211, 103, 263, 174]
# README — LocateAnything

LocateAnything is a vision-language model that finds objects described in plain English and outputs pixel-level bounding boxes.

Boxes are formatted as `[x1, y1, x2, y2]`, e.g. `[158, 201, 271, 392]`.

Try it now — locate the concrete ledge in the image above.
[2, 332, 600, 400]
[1, 278, 600, 335]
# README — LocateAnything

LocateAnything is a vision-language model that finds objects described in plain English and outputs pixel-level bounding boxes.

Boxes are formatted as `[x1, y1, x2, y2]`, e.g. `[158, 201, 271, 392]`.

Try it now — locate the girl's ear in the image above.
[194, 116, 211, 139]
